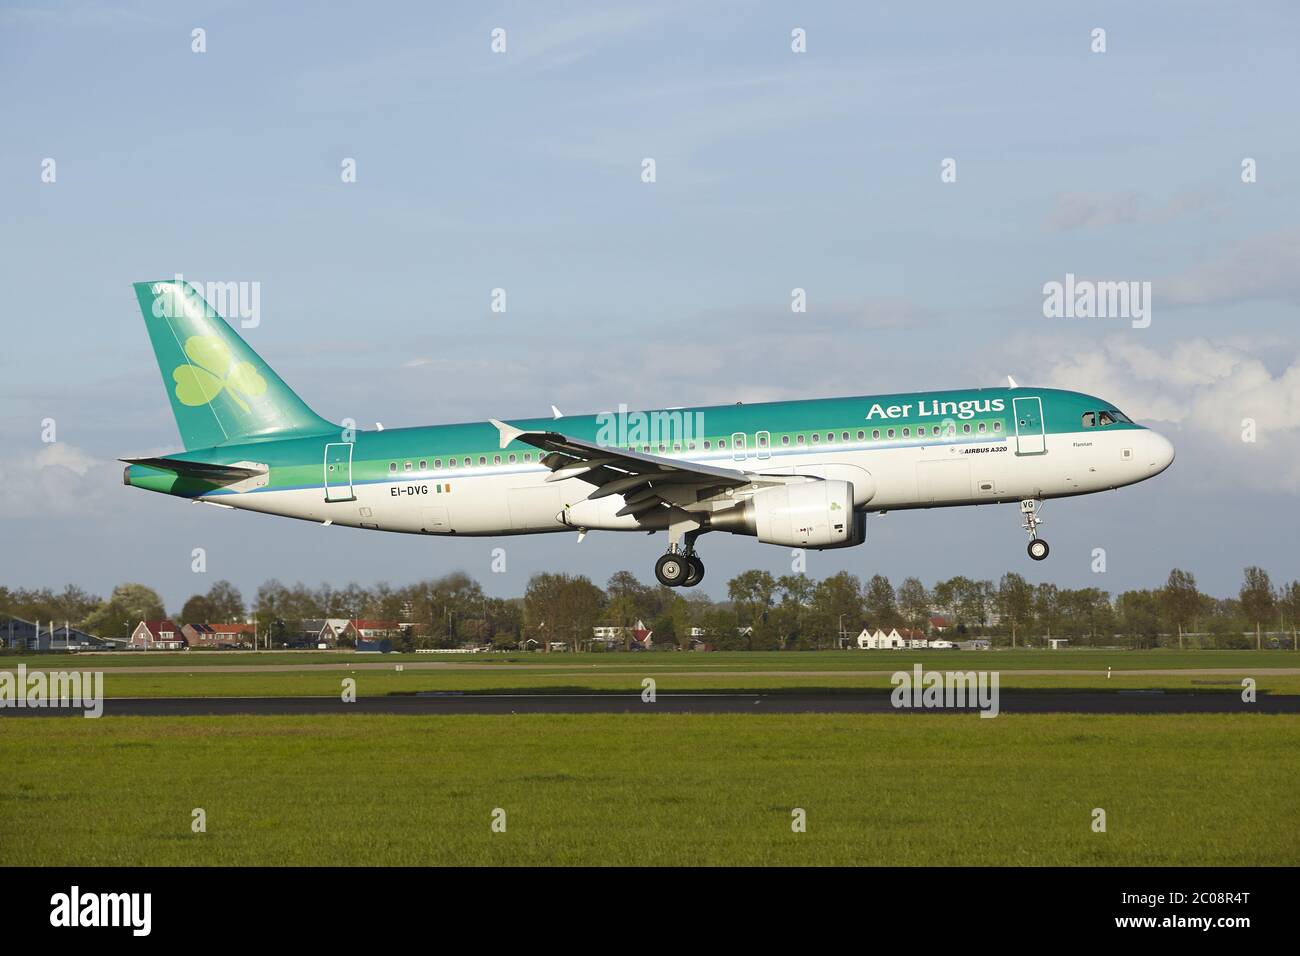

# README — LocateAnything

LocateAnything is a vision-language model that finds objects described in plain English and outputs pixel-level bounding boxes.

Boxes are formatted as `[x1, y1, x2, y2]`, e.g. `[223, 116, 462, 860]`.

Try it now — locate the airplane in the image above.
[123, 279, 1175, 588]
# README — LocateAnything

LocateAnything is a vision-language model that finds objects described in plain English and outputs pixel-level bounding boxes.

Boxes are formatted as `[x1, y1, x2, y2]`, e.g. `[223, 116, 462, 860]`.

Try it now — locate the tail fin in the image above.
[132, 279, 335, 450]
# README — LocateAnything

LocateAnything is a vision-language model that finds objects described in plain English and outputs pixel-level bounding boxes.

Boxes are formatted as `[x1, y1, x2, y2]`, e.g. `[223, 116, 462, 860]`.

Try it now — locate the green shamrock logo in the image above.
[173, 336, 267, 412]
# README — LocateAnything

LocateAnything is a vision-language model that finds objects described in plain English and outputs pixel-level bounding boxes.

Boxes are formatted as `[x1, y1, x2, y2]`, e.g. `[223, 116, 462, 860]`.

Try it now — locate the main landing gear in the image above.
[1021, 498, 1050, 561]
[655, 526, 705, 588]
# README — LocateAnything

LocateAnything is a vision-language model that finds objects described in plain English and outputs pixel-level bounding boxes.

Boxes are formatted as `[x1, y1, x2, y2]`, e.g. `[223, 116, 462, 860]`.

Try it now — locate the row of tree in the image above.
[3, 565, 1297, 652]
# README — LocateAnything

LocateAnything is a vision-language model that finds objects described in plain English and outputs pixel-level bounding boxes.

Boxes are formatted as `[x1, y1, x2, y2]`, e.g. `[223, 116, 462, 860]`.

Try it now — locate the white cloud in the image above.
[0, 443, 116, 517]
[1043, 337, 1300, 490]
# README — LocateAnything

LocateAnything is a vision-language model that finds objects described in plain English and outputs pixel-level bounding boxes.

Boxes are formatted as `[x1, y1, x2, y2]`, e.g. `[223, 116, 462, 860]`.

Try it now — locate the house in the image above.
[182, 623, 256, 649]
[928, 616, 953, 634]
[1048, 639, 1069, 650]
[300, 618, 356, 647]
[900, 628, 929, 649]
[630, 620, 653, 650]
[130, 620, 186, 650]
[855, 627, 907, 650]
[351, 620, 419, 641]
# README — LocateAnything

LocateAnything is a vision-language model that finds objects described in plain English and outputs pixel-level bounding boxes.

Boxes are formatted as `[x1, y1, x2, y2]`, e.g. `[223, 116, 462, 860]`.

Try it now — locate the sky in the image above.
[2, 0, 1298, 612]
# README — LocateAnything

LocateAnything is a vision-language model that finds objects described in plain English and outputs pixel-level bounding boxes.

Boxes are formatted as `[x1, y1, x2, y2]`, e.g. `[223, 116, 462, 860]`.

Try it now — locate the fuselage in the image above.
[125, 386, 1175, 538]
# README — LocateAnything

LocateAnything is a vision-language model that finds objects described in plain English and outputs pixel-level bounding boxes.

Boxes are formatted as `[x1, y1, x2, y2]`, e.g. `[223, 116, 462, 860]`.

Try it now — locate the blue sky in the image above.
[2, 0, 1298, 610]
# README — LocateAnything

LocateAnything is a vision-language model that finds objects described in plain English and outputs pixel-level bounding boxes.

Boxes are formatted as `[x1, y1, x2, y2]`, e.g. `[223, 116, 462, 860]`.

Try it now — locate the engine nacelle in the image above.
[750, 479, 857, 548]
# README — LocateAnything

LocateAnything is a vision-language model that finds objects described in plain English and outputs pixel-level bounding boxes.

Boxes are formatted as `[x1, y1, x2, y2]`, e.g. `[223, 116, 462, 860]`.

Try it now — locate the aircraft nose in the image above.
[1146, 430, 1175, 475]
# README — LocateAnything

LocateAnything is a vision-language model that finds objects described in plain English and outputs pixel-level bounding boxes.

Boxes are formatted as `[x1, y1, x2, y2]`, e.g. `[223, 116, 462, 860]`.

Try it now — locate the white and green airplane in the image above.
[124, 280, 1174, 587]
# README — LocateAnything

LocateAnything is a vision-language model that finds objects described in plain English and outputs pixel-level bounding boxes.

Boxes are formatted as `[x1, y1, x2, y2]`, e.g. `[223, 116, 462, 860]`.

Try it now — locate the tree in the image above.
[1279, 581, 1300, 651]
[863, 575, 898, 630]
[81, 583, 167, 641]
[808, 572, 863, 649]
[1034, 583, 1060, 641]
[996, 573, 1034, 648]
[1240, 567, 1276, 651]
[727, 570, 777, 650]
[1161, 568, 1199, 650]
[896, 577, 930, 634]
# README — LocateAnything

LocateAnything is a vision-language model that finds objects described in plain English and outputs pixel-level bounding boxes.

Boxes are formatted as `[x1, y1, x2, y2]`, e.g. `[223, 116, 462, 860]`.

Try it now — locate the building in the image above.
[300, 618, 356, 647]
[182, 623, 256, 649]
[928, 616, 953, 634]
[350, 620, 419, 641]
[856, 627, 906, 650]
[130, 620, 187, 650]
[3, 616, 118, 651]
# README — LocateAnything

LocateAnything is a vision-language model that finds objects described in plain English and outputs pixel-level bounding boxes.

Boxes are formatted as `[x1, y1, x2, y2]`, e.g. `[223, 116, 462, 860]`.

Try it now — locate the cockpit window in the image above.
[1081, 412, 1096, 428]
[1098, 411, 1115, 426]
[1108, 409, 1132, 423]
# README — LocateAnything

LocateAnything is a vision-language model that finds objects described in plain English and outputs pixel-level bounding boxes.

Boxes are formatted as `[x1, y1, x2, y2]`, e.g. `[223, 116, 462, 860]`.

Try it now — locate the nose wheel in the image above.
[1020, 498, 1049, 561]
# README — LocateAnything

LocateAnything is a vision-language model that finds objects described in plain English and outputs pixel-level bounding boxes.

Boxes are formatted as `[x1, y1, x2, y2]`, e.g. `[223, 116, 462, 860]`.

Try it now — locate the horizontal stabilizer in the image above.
[121, 456, 265, 484]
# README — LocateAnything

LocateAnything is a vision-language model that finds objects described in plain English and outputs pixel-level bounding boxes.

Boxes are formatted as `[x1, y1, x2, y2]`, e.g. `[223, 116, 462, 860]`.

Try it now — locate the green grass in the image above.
[8, 648, 1300, 670]
[74, 669, 1300, 698]
[2, 714, 1296, 865]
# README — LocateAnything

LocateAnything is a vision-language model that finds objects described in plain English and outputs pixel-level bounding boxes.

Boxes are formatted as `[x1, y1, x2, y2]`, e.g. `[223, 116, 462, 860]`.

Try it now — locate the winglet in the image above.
[489, 418, 528, 449]
[1006, 376, 1019, 389]
[551, 404, 563, 419]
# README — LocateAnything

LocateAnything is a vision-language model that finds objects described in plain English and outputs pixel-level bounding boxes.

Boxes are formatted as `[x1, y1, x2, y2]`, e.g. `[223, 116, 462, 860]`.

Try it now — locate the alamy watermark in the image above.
[891, 664, 1000, 718]
[595, 404, 706, 451]
[1042, 273, 1151, 329]
[0, 664, 103, 718]
[150, 273, 261, 328]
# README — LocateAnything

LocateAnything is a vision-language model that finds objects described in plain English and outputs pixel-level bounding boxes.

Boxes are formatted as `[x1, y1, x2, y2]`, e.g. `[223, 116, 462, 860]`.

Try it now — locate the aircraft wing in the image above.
[489, 419, 751, 519]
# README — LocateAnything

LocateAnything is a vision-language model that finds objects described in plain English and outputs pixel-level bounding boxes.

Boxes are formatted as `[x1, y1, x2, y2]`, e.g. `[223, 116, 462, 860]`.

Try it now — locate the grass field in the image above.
[2, 713, 1296, 866]
[7, 648, 1300, 670]
[32, 669, 1300, 697]
[6, 648, 1299, 697]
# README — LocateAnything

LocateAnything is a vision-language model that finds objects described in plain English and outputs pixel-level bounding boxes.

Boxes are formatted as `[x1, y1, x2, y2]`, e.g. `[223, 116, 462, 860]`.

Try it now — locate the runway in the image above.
[4, 690, 1297, 717]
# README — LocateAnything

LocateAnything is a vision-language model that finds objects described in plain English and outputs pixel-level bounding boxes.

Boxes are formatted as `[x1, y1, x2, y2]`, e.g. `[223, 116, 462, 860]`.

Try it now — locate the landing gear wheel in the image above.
[1027, 538, 1050, 561]
[682, 556, 705, 588]
[655, 553, 689, 587]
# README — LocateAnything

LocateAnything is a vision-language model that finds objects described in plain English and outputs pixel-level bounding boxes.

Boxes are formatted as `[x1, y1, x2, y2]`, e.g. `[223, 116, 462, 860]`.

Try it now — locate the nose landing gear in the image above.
[1021, 498, 1050, 561]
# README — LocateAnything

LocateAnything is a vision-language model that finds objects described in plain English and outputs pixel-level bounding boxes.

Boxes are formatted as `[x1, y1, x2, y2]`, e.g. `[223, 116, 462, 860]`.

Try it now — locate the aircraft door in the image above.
[324, 442, 355, 502]
[1012, 397, 1046, 455]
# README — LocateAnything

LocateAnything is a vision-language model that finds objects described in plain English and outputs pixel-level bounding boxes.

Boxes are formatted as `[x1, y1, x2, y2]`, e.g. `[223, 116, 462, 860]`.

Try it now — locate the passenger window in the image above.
[493, 455, 501, 464]
[508, 453, 516, 463]
[797, 435, 806, 444]
[842, 431, 850, 441]
[1082, 412, 1096, 428]
[389, 462, 397, 473]
[704, 441, 711, 449]
[978, 422, 986, 433]
[478, 456, 486, 465]
[872, 429, 880, 440]
[887, 428, 895, 439]
[811, 433, 820, 443]
[719, 439, 727, 449]
[993, 422, 1002, 432]
[857, 430, 864, 440]
[826, 433, 834, 442]
[434, 459, 442, 469]
[419, 460, 427, 470]
[902, 427, 910, 437]
[962, 424, 971, 434]
[404, 461, 412, 472]
[782, 435, 790, 445]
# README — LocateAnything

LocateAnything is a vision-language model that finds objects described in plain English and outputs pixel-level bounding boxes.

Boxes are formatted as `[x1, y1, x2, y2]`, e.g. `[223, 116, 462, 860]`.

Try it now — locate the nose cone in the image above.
[1146, 430, 1175, 476]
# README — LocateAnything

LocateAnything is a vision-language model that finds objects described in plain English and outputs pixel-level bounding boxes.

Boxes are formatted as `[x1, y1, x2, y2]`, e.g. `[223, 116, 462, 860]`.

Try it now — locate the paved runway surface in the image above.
[4, 691, 1298, 717]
